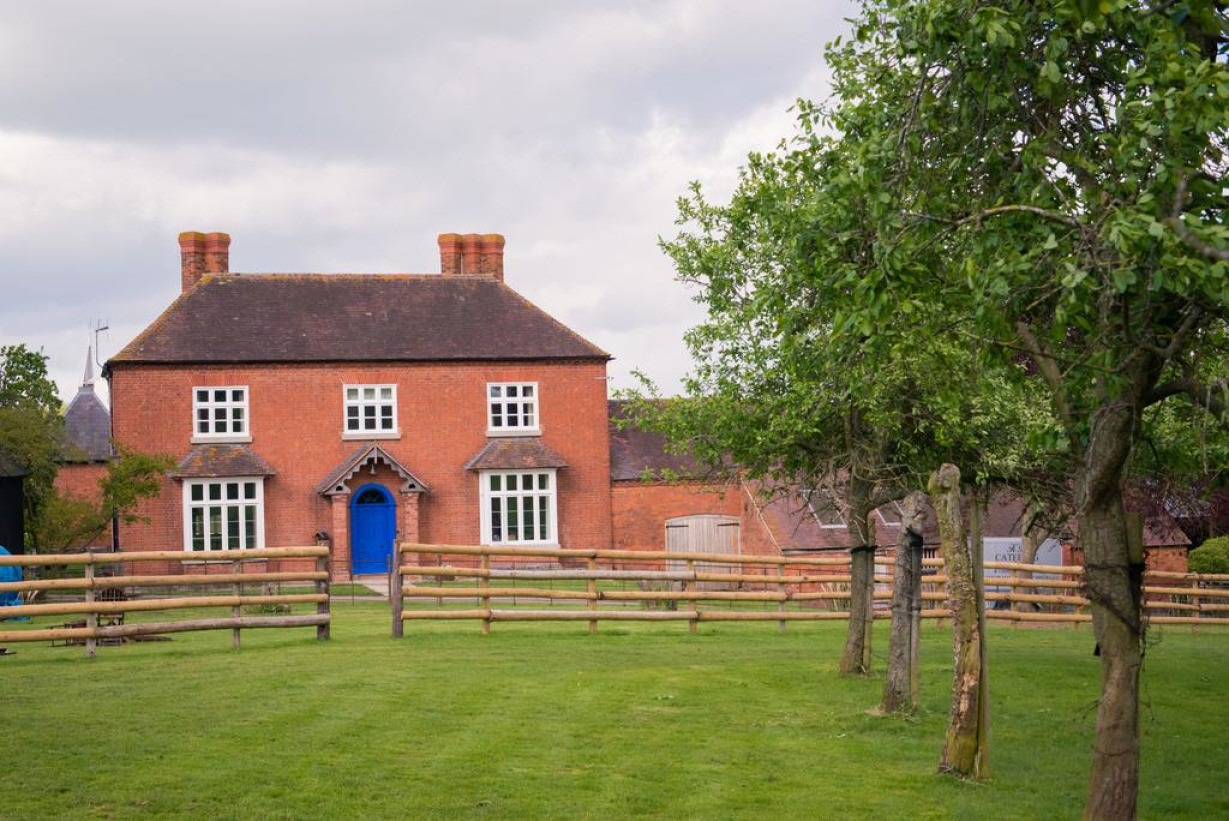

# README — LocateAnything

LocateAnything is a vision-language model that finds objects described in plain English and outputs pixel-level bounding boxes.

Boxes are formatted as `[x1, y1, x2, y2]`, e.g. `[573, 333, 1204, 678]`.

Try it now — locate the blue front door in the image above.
[351, 485, 395, 575]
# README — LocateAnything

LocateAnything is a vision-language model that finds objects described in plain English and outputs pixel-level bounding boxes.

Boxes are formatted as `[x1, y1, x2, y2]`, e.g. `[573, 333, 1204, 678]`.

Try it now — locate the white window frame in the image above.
[479, 469, 558, 546]
[803, 488, 847, 529]
[486, 382, 540, 436]
[191, 385, 251, 443]
[876, 501, 905, 527]
[342, 384, 400, 440]
[182, 477, 265, 552]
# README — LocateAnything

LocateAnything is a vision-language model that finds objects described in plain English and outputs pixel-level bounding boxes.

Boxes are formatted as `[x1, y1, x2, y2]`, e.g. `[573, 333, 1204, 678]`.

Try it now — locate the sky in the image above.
[0, 1, 855, 405]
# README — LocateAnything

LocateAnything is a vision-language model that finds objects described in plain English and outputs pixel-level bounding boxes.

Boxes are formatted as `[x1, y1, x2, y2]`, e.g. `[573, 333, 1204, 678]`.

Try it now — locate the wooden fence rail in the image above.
[0, 547, 331, 656]
[391, 543, 1229, 635]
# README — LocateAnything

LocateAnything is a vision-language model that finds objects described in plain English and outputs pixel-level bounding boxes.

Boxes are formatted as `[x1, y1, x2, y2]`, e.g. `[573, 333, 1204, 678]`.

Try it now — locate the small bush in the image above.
[1188, 537, 1229, 574]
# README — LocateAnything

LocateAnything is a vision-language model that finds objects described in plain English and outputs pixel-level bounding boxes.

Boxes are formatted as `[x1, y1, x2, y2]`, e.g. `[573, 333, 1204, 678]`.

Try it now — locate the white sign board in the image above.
[983, 537, 1062, 604]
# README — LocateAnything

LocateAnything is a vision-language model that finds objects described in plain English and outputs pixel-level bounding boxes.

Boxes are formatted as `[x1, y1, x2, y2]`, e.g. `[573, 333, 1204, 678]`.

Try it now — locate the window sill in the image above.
[482, 542, 560, 549]
[486, 428, 542, 438]
[342, 430, 402, 441]
[191, 435, 253, 445]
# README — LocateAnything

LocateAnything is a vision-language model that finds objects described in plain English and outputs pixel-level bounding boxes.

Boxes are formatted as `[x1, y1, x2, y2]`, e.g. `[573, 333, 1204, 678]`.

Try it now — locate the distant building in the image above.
[53, 348, 115, 549]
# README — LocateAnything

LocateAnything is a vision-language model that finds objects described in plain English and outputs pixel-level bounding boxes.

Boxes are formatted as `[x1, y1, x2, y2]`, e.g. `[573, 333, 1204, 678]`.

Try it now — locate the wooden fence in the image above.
[0, 547, 331, 656]
[392, 543, 1229, 634]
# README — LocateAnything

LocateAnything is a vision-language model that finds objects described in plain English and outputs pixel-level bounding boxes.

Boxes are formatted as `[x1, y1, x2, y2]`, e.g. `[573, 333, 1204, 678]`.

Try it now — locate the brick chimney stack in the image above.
[438, 232, 505, 281]
[461, 233, 482, 275]
[180, 231, 230, 292]
[204, 232, 230, 275]
[179, 231, 207, 292]
[438, 233, 463, 274]
[479, 233, 505, 280]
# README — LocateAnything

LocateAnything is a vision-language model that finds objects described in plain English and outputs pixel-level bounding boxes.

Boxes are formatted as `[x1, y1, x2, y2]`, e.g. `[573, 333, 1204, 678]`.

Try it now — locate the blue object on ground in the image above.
[0, 545, 30, 619]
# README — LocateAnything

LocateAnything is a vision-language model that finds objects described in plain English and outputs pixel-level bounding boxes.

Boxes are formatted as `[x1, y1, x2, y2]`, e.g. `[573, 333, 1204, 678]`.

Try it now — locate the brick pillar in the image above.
[204, 232, 231, 274]
[330, 493, 351, 581]
[401, 492, 421, 567]
[438, 233, 462, 274]
[179, 231, 207, 292]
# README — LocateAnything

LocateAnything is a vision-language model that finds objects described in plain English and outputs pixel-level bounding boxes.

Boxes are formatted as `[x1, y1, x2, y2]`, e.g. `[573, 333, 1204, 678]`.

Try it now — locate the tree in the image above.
[0, 344, 60, 412]
[641, 99, 1065, 678]
[0, 345, 63, 548]
[636, 130, 981, 675]
[0, 344, 171, 554]
[1188, 536, 1229, 573]
[880, 491, 927, 714]
[822, 2, 1228, 815]
[32, 448, 173, 552]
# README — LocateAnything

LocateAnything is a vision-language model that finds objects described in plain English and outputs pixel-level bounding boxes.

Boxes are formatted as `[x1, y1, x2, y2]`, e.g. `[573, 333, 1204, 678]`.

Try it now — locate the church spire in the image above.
[82, 344, 95, 388]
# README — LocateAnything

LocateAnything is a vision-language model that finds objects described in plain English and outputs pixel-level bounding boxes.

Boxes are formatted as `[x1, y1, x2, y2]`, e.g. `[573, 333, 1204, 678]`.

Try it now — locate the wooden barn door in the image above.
[665, 515, 740, 589]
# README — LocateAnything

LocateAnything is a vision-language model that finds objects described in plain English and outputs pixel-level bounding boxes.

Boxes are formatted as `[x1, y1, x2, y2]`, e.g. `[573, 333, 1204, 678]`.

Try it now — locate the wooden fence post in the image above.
[232, 572, 242, 649]
[776, 563, 786, 634]
[586, 557, 597, 635]
[317, 552, 331, 640]
[84, 560, 97, 659]
[686, 559, 697, 634]
[1189, 577, 1200, 633]
[436, 550, 444, 607]
[482, 554, 492, 635]
[391, 546, 404, 638]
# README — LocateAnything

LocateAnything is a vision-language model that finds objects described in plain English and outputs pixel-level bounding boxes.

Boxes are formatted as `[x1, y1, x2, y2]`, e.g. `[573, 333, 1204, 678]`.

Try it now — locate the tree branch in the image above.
[1015, 320, 1083, 451]
[1147, 378, 1229, 431]
[1167, 173, 1229, 261]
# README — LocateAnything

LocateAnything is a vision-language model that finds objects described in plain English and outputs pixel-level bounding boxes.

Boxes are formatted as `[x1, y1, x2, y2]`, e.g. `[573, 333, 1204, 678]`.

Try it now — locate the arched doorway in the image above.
[350, 484, 396, 575]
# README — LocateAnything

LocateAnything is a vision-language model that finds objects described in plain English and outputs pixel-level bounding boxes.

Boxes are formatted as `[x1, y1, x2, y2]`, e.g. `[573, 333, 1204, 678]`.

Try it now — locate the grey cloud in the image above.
[0, 0, 856, 404]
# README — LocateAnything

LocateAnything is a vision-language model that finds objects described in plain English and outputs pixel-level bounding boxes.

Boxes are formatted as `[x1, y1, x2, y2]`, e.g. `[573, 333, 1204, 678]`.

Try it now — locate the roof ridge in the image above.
[223, 272, 448, 279]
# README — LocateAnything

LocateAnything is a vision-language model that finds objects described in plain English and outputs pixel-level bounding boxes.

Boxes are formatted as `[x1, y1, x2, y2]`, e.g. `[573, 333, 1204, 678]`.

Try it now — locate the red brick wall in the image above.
[109, 360, 611, 575]
[1064, 544, 1189, 574]
[53, 463, 111, 549]
[611, 480, 780, 557]
[54, 463, 107, 505]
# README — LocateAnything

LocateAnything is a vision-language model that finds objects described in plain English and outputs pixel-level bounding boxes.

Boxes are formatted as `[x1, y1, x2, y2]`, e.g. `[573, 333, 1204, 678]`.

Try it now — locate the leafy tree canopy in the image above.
[0, 344, 59, 414]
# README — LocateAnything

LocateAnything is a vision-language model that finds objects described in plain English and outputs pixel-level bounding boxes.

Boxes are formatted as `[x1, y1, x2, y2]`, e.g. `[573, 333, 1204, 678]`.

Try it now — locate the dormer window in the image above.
[192, 386, 250, 442]
[487, 382, 539, 435]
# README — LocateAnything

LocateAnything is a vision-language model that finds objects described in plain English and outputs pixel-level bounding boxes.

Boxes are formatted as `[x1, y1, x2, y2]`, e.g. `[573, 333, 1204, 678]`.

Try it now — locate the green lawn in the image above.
[2, 603, 1227, 819]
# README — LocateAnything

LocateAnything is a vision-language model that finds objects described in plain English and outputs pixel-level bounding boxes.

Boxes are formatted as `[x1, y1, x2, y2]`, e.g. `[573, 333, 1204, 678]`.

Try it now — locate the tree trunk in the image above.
[840, 481, 877, 675]
[881, 491, 927, 714]
[1079, 446, 1144, 818]
[930, 464, 986, 779]
[1014, 503, 1050, 613]
[970, 496, 991, 779]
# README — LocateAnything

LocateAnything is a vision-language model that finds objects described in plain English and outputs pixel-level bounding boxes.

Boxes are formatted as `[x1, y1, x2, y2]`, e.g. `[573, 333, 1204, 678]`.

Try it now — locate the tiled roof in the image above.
[316, 443, 427, 496]
[608, 400, 699, 481]
[464, 438, 568, 471]
[109, 274, 609, 366]
[172, 444, 276, 479]
[62, 384, 112, 462]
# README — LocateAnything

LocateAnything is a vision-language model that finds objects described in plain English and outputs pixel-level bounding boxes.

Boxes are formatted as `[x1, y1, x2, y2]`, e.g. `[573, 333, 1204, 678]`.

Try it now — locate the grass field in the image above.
[2, 602, 1227, 819]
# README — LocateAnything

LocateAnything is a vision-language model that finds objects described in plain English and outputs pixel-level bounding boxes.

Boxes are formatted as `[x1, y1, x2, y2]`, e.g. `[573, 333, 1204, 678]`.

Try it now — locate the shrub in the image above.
[1188, 537, 1229, 575]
